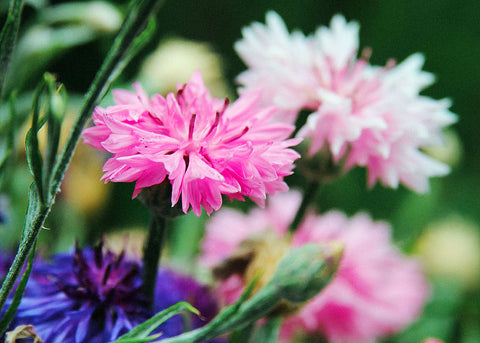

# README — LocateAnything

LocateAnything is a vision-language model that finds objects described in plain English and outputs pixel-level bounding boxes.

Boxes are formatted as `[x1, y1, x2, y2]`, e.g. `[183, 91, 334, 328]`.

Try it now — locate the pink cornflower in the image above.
[200, 191, 429, 343]
[82, 71, 300, 216]
[235, 12, 457, 192]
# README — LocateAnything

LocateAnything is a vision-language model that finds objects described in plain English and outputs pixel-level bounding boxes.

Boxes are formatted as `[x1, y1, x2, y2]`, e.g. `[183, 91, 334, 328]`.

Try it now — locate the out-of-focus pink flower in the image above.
[200, 191, 430, 342]
[82, 71, 300, 216]
[235, 12, 457, 192]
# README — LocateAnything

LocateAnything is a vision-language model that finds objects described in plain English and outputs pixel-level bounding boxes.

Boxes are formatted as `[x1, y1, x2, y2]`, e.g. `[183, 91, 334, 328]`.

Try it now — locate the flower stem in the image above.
[142, 215, 167, 303]
[289, 180, 320, 233]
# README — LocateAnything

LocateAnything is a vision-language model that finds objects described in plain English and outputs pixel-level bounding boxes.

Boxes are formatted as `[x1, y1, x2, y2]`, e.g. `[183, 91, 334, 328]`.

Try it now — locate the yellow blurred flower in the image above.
[105, 228, 146, 258]
[17, 111, 110, 215]
[423, 129, 462, 168]
[62, 143, 110, 214]
[415, 215, 480, 290]
[138, 37, 231, 98]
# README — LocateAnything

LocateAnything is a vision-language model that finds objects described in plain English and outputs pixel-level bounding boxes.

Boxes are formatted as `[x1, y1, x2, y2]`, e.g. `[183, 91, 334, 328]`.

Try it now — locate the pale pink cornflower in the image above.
[82, 71, 300, 216]
[235, 12, 457, 192]
[200, 191, 429, 343]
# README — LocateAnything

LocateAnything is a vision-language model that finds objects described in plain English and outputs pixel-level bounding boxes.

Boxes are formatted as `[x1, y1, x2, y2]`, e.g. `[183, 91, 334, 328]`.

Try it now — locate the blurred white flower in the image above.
[85, 1, 123, 32]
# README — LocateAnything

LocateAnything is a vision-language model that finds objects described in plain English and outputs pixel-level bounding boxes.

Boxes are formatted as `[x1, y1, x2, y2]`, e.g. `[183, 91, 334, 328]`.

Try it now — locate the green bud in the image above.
[268, 242, 343, 303]
[49, 85, 67, 122]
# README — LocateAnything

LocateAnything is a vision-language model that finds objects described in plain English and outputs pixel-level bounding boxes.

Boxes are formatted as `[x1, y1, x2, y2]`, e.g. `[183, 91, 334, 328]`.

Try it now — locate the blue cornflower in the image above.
[11, 242, 220, 343]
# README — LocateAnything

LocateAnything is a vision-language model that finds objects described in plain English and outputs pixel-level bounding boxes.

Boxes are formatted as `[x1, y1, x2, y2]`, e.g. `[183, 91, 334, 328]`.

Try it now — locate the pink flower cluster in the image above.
[235, 12, 457, 192]
[200, 191, 429, 343]
[82, 72, 300, 216]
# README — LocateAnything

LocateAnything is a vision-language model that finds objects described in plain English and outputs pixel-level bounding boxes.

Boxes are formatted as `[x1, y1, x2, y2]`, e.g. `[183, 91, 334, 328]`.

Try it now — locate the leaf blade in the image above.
[113, 301, 199, 342]
[0, 0, 24, 101]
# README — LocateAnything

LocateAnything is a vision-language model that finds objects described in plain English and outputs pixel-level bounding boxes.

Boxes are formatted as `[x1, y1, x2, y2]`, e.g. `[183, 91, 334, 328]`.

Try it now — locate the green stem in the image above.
[159, 286, 280, 343]
[0, 202, 48, 336]
[230, 322, 255, 343]
[0, 0, 163, 322]
[252, 315, 282, 343]
[142, 216, 167, 303]
[0, 240, 37, 334]
[289, 180, 320, 233]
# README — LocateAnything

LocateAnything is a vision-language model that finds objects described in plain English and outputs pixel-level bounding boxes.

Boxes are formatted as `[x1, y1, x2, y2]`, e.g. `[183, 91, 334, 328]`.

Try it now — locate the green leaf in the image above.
[0, 241, 36, 334]
[109, 334, 162, 343]
[158, 277, 260, 343]
[198, 274, 259, 336]
[0, 92, 15, 185]
[43, 73, 66, 190]
[0, 0, 24, 101]
[25, 79, 48, 203]
[23, 183, 41, 236]
[113, 301, 199, 342]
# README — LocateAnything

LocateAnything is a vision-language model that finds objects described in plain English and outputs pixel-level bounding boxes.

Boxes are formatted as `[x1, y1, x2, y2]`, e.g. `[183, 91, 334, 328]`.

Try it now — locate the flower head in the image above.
[235, 12, 457, 192]
[200, 191, 429, 343]
[12, 242, 219, 343]
[83, 71, 300, 216]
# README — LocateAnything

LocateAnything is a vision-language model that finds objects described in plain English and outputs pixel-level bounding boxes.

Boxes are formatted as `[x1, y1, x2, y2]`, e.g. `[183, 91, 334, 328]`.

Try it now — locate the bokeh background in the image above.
[1, 1, 479, 342]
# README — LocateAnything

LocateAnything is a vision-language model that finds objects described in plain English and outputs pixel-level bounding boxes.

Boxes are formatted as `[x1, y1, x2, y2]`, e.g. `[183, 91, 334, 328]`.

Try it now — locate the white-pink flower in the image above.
[235, 12, 457, 192]
[82, 71, 300, 216]
[200, 191, 429, 342]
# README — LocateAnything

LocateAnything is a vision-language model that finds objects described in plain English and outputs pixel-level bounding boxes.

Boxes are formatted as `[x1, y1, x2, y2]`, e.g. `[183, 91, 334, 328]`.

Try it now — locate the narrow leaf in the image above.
[110, 333, 161, 343]
[0, 0, 24, 101]
[0, 92, 16, 185]
[199, 274, 258, 335]
[22, 183, 40, 237]
[44, 73, 66, 190]
[25, 79, 48, 202]
[25, 130, 44, 201]
[113, 301, 199, 342]
[170, 276, 260, 343]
